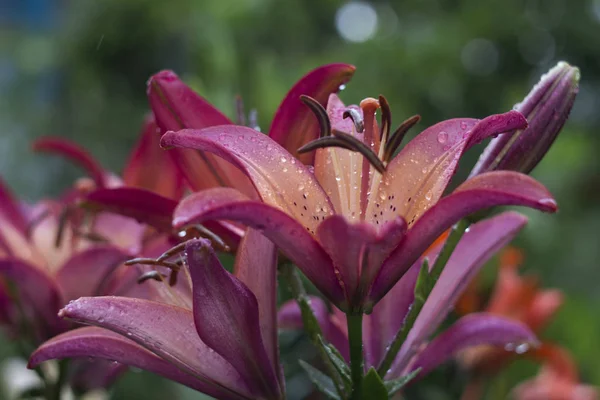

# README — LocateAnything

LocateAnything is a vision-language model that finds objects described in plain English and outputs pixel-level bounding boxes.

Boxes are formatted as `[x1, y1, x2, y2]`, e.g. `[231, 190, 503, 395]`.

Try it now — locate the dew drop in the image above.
[335, 176, 341, 182]
[280, 156, 287, 163]
[425, 192, 432, 201]
[298, 184, 305, 191]
[283, 167, 288, 172]
[339, 84, 346, 91]
[266, 144, 273, 151]
[460, 121, 468, 130]
[437, 131, 448, 144]
[515, 343, 529, 354]
[219, 134, 226, 141]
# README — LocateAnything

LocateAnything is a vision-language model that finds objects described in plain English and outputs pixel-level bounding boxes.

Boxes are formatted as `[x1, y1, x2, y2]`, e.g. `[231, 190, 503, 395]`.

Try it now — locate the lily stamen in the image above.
[383, 114, 421, 163]
[297, 136, 355, 154]
[300, 95, 331, 137]
[331, 129, 386, 173]
[137, 270, 168, 284]
[378, 95, 392, 143]
[343, 108, 365, 133]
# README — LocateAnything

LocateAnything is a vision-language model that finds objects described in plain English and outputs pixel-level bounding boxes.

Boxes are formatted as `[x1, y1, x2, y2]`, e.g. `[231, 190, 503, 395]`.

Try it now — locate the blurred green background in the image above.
[1, 0, 599, 398]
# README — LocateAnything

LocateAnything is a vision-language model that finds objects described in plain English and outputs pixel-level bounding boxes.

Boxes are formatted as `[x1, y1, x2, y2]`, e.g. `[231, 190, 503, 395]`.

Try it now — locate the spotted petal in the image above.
[408, 313, 537, 378]
[173, 188, 344, 307]
[29, 327, 246, 399]
[162, 126, 334, 236]
[370, 111, 527, 227]
[58, 296, 250, 396]
[371, 172, 555, 303]
[269, 64, 356, 164]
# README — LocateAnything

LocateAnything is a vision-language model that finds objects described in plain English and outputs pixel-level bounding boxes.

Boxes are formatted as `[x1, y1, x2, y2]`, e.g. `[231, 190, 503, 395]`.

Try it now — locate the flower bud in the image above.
[470, 62, 580, 176]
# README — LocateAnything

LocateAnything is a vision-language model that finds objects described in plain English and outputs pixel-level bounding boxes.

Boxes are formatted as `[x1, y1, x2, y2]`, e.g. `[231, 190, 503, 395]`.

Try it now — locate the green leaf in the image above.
[414, 258, 432, 302]
[384, 368, 421, 396]
[299, 360, 341, 400]
[317, 335, 352, 387]
[361, 368, 389, 399]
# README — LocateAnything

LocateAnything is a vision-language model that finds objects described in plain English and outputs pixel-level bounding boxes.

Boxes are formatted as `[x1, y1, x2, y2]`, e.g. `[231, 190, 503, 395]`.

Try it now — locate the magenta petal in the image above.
[84, 187, 177, 232]
[364, 256, 424, 368]
[0, 258, 65, 337]
[29, 327, 246, 399]
[408, 313, 538, 378]
[233, 229, 279, 377]
[173, 189, 344, 307]
[374, 111, 527, 227]
[147, 70, 232, 130]
[387, 212, 528, 376]
[371, 171, 555, 303]
[55, 246, 130, 302]
[268, 64, 356, 164]
[316, 216, 406, 309]
[32, 137, 107, 188]
[59, 296, 249, 396]
[278, 296, 349, 361]
[161, 125, 334, 235]
[147, 70, 255, 195]
[0, 178, 27, 235]
[186, 239, 281, 398]
[123, 114, 184, 200]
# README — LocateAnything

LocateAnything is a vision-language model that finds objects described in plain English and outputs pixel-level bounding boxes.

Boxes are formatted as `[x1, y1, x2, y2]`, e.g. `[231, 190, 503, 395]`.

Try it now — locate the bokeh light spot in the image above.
[335, 2, 378, 43]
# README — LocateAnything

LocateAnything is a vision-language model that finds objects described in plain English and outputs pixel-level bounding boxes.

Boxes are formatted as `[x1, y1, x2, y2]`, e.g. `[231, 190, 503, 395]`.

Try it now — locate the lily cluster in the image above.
[0, 60, 587, 399]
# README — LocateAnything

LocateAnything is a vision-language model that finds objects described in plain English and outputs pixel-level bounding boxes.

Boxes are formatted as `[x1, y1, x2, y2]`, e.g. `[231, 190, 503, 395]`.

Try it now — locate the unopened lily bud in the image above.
[470, 62, 580, 176]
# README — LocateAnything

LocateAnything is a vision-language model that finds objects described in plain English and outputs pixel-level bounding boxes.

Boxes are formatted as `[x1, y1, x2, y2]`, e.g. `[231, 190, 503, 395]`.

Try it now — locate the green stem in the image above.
[280, 264, 347, 399]
[47, 360, 69, 400]
[376, 219, 470, 377]
[347, 313, 363, 399]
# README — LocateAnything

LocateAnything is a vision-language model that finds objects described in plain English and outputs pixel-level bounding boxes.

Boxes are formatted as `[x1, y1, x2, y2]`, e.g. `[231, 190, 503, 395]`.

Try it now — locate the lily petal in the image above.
[173, 189, 344, 307]
[123, 115, 184, 199]
[0, 178, 27, 235]
[387, 212, 528, 376]
[29, 327, 247, 400]
[55, 246, 130, 302]
[84, 187, 177, 233]
[186, 239, 281, 398]
[147, 70, 255, 196]
[371, 171, 555, 303]
[0, 258, 65, 337]
[364, 255, 424, 368]
[58, 296, 249, 396]
[162, 125, 335, 235]
[32, 137, 107, 188]
[233, 229, 279, 377]
[316, 215, 406, 309]
[408, 313, 538, 378]
[370, 111, 527, 227]
[269, 64, 356, 164]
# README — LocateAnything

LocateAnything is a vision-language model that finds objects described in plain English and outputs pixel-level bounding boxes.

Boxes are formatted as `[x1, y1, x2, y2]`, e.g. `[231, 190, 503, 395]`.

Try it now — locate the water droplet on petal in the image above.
[280, 156, 287, 163]
[515, 343, 530, 354]
[437, 131, 448, 144]
[425, 192, 432, 201]
[460, 122, 468, 130]
[339, 84, 346, 91]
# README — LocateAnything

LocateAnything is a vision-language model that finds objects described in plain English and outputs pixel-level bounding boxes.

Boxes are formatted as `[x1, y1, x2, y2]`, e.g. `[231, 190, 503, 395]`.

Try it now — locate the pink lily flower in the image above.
[0, 116, 185, 391]
[279, 212, 539, 385]
[160, 87, 557, 312]
[29, 231, 286, 400]
[74, 64, 355, 245]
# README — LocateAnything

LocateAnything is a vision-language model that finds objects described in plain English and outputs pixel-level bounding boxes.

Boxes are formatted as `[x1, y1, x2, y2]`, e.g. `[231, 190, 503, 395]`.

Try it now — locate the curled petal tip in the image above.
[538, 197, 558, 212]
